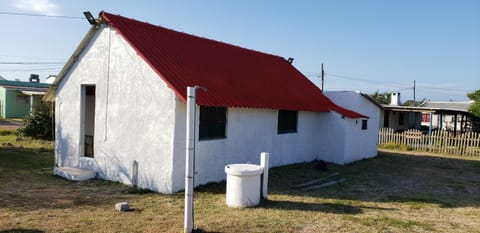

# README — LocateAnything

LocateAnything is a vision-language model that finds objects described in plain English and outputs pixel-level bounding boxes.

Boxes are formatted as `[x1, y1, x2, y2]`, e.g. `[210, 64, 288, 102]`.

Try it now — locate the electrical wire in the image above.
[0, 54, 65, 61]
[307, 71, 475, 94]
[0, 11, 83, 19]
[324, 72, 410, 89]
[0, 67, 62, 72]
[0, 62, 65, 65]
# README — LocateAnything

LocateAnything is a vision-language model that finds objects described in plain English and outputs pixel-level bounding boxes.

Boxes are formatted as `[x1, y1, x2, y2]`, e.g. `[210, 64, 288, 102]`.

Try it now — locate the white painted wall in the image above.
[55, 26, 178, 193]
[171, 104, 321, 192]
[324, 91, 381, 163]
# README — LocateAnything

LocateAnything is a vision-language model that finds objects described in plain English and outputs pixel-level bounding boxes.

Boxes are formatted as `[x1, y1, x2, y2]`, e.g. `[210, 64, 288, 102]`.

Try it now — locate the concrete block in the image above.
[115, 202, 130, 211]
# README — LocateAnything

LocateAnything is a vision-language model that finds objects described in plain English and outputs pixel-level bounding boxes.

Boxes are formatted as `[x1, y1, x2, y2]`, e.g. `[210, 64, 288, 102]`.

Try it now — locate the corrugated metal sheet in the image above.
[101, 12, 366, 118]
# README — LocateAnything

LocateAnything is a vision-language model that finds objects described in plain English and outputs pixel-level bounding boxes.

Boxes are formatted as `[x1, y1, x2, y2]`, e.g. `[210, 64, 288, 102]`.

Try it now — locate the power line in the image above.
[306, 71, 475, 93]
[416, 85, 474, 92]
[0, 62, 65, 65]
[0, 67, 62, 72]
[323, 72, 410, 89]
[0, 54, 65, 61]
[0, 11, 83, 19]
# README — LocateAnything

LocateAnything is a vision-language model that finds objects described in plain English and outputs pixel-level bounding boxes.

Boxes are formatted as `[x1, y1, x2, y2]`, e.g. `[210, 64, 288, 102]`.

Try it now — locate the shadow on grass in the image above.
[0, 147, 138, 210]
[264, 151, 480, 208]
[192, 151, 480, 209]
[260, 199, 363, 214]
[0, 229, 44, 233]
[192, 229, 222, 233]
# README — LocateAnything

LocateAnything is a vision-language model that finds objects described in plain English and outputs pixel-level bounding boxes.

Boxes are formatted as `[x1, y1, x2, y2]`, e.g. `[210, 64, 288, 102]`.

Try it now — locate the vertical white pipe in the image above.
[132, 160, 138, 188]
[260, 152, 270, 200]
[29, 95, 34, 113]
[184, 87, 195, 233]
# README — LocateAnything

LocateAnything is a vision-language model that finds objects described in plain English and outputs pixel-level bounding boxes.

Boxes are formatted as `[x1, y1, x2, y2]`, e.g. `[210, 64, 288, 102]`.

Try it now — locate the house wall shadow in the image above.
[0, 229, 45, 233]
[265, 151, 480, 209]
[191, 151, 480, 209]
[259, 199, 364, 214]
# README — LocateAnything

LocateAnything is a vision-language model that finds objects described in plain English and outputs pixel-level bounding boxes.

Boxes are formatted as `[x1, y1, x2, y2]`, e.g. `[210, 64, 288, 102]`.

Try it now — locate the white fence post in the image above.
[260, 152, 270, 200]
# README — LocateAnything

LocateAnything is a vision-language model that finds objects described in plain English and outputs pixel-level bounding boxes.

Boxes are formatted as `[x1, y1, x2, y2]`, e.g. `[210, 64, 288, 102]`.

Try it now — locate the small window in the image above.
[199, 106, 227, 140]
[277, 110, 298, 134]
[362, 119, 368, 130]
[16, 95, 29, 104]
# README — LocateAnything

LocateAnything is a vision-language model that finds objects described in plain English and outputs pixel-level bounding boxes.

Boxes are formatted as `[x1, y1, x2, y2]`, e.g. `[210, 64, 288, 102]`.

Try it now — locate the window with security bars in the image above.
[199, 106, 227, 140]
[277, 110, 298, 134]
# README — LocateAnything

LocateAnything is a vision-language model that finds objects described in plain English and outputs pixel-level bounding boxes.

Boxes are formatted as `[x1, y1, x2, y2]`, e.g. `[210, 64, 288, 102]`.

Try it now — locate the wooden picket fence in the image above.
[378, 128, 480, 156]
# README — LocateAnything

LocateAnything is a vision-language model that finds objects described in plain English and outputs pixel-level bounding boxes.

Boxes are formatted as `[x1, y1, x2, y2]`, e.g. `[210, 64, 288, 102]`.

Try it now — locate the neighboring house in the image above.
[324, 91, 383, 164]
[0, 76, 50, 118]
[382, 92, 475, 134]
[420, 100, 474, 133]
[381, 92, 424, 131]
[45, 12, 375, 194]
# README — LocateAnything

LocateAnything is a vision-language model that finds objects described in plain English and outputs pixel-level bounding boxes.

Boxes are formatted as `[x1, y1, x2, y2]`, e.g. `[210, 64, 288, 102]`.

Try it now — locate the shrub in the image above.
[17, 102, 54, 140]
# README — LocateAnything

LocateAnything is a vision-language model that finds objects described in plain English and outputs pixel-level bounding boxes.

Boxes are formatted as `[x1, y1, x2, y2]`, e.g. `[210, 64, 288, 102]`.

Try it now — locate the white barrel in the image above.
[225, 164, 263, 207]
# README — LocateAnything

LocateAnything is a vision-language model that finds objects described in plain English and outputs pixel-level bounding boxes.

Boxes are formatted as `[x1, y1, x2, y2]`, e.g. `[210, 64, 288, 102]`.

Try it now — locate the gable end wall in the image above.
[55, 26, 177, 193]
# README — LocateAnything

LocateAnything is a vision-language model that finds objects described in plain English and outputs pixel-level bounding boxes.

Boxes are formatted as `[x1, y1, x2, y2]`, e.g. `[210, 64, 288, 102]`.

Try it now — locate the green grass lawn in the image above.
[1, 130, 480, 232]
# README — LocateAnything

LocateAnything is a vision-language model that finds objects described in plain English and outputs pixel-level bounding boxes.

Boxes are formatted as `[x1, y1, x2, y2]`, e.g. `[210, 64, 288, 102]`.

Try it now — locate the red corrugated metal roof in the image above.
[100, 11, 366, 118]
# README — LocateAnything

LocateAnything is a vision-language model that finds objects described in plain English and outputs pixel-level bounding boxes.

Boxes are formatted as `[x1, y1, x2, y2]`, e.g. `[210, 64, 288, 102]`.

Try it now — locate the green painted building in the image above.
[0, 79, 50, 118]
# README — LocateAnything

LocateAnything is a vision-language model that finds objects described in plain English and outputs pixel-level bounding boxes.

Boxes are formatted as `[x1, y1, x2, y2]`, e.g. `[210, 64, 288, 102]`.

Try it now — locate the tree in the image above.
[467, 90, 480, 117]
[370, 90, 391, 105]
[401, 99, 425, 107]
[17, 102, 54, 140]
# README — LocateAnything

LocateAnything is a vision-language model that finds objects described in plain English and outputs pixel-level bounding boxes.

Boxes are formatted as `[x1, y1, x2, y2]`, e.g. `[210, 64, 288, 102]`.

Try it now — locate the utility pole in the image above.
[413, 80, 416, 106]
[321, 63, 324, 92]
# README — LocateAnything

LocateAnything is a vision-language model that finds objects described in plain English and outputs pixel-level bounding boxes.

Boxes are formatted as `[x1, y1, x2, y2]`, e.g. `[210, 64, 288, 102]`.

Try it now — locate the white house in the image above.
[323, 91, 383, 164]
[45, 12, 375, 193]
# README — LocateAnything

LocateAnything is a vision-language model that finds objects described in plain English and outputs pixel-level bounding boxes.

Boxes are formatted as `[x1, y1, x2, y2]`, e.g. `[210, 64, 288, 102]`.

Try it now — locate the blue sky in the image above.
[0, 0, 478, 101]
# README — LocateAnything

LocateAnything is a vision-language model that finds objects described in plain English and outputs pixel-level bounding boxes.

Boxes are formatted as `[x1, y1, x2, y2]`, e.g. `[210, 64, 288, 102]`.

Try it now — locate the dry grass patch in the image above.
[1, 132, 480, 232]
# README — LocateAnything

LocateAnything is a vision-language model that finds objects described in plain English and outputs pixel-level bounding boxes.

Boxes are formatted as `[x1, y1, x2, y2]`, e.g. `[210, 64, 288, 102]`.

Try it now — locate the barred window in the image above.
[199, 106, 227, 140]
[277, 110, 297, 134]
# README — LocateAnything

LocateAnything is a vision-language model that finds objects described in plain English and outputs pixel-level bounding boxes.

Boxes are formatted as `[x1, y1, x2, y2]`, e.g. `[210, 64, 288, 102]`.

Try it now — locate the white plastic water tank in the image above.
[225, 164, 263, 208]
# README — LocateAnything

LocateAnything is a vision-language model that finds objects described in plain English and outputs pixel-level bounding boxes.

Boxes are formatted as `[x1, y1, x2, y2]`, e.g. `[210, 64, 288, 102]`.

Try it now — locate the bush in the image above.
[17, 102, 54, 140]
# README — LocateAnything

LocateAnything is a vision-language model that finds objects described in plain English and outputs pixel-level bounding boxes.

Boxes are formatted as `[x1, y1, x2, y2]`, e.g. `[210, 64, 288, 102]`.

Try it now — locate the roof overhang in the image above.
[21, 91, 46, 95]
[43, 23, 101, 102]
[382, 105, 471, 115]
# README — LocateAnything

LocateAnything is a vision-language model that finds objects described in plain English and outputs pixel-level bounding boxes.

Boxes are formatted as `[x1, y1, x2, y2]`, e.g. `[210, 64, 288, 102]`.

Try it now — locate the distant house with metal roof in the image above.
[0, 75, 50, 118]
[420, 100, 474, 133]
[382, 92, 475, 134]
[46, 11, 376, 193]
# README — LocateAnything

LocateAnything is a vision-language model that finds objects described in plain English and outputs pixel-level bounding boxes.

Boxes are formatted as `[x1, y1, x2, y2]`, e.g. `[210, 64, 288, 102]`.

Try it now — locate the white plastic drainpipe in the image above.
[184, 86, 206, 233]
[184, 87, 195, 233]
[29, 95, 34, 113]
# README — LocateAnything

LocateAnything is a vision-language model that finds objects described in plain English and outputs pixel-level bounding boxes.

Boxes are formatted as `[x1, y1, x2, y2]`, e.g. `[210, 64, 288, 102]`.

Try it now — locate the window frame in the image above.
[277, 110, 298, 134]
[198, 106, 227, 141]
[361, 119, 368, 130]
